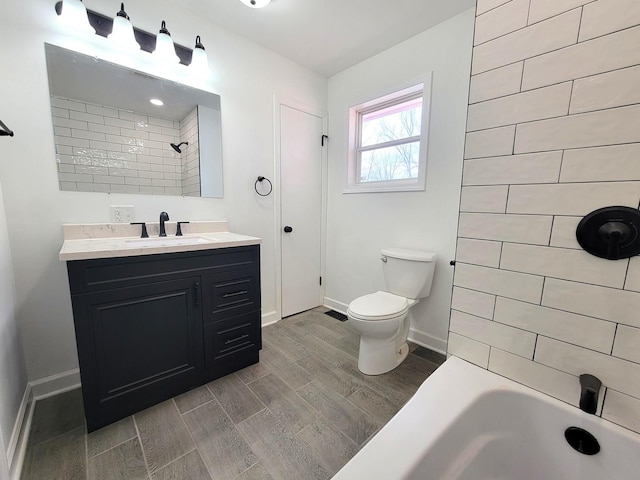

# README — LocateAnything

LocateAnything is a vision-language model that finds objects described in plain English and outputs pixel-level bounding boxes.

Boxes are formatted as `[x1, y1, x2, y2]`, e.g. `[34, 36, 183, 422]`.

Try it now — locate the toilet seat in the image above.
[348, 291, 409, 321]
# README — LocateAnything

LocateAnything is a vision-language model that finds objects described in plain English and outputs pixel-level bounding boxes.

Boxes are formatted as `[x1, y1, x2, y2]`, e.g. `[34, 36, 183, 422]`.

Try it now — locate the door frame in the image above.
[273, 95, 328, 322]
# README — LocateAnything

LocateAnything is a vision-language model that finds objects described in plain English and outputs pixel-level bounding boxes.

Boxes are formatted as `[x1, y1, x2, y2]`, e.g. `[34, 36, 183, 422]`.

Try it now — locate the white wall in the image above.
[0, 0, 327, 383]
[0, 180, 27, 471]
[452, 0, 640, 434]
[324, 9, 475, 352]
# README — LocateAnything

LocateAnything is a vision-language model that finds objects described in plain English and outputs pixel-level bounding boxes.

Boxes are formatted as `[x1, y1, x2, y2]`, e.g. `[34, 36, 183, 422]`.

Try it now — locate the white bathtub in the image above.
[333, 356, 640, 480]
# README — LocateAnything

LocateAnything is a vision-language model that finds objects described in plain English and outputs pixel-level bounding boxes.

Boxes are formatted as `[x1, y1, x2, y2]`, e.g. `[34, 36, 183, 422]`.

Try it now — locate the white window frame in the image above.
[345, 74, 432, 194]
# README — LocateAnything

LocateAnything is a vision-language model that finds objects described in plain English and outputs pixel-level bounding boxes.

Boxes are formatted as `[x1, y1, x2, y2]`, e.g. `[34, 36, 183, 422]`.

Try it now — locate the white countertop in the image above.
[59, 221, 261, 261]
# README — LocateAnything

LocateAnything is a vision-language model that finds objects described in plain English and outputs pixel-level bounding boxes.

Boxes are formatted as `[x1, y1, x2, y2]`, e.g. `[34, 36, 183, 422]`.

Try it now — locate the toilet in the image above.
[347, 248, 436, 375]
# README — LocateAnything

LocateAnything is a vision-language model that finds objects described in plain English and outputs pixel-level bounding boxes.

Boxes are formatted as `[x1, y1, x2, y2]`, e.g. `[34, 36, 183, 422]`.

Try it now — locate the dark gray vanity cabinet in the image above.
[66, 245, 261, 432]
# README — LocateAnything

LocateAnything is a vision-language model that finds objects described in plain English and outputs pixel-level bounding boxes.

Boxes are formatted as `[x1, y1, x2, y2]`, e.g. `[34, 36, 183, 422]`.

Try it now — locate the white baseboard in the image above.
[8, 386, 33, 480]
[30, 369, 81, 401]
[261, 310, 279, 327]
[408, 328, 447, 355]
[323, 297, 349, 314]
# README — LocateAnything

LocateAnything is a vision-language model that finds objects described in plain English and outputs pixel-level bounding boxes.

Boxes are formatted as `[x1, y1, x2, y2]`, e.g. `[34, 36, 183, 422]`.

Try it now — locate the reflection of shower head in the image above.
[170, 141, 189, 153]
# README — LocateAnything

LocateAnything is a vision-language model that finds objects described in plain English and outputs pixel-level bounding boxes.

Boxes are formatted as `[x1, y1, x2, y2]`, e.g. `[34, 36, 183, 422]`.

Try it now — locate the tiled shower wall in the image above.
[450, 0, 640, 433]
[180, 107, 201, 197]
[52, 96, 191, 195]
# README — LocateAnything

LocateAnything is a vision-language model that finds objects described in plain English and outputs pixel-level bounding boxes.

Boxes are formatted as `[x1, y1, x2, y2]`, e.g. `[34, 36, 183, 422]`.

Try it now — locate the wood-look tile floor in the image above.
[20, 307, 445, 480]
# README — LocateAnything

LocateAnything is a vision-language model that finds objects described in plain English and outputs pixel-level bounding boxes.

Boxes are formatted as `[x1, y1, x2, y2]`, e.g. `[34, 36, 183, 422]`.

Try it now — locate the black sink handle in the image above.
[176, 221, 190, 236]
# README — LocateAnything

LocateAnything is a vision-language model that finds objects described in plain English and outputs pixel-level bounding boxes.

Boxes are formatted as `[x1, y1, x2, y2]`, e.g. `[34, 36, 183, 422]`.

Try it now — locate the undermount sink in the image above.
[125, 236, 212, 247]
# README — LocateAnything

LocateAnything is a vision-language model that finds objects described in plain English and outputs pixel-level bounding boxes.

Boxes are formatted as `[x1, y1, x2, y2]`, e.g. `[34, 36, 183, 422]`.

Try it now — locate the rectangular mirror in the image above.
[45, 43, 223, 198]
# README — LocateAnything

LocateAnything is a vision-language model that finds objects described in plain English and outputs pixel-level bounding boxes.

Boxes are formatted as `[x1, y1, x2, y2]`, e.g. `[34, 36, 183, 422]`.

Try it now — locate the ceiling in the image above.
[173, 0, 476, 76]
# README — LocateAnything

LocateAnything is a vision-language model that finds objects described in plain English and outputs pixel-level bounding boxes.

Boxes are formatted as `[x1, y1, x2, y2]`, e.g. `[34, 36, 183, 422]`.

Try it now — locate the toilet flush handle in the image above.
[380, 255, 388, 263]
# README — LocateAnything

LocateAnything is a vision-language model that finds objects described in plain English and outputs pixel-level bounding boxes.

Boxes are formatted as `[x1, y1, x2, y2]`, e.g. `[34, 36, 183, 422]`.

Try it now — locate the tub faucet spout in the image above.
[159, 211, 169, 237]
[579, 374, 602, 414]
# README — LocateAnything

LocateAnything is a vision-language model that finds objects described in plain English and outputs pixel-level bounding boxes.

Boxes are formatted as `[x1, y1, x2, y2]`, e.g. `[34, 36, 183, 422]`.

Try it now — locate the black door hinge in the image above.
[321, 135, 328, 146]
[319, 276, 322, 286]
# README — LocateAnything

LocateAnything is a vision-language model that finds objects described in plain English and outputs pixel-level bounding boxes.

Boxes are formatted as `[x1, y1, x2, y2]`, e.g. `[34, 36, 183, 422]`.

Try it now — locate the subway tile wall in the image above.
[451, 0, 640, 434]
[181, 107, 200, 197]
[52, 96, 200, 196]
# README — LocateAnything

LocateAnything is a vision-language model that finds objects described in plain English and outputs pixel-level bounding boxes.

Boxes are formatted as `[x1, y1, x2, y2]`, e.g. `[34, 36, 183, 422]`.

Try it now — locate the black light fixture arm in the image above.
[54, 1, 193, 65]
[0, 119, 14, 137]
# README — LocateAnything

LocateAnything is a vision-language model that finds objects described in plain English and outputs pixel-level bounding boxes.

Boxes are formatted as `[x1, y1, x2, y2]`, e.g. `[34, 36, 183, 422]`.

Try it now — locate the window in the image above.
[346, 78, 431, 193]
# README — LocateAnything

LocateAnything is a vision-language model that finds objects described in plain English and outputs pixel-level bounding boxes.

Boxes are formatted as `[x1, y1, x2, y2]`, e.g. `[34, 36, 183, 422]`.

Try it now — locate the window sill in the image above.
[342, 183, 425, 194]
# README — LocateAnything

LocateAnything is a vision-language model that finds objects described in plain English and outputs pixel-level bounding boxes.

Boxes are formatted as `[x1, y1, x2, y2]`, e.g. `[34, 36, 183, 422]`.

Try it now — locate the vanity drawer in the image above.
[68, 245, 259, 294]
[202, 269, 260, 324]
[204, 312, 261, 374]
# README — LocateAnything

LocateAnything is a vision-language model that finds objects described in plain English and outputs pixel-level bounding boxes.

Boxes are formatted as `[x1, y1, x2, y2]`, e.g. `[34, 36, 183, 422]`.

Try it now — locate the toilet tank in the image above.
[381, 248, 437, 299]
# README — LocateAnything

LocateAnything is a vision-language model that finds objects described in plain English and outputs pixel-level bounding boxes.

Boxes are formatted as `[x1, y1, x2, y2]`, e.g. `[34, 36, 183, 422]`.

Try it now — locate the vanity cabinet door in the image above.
[71, 277, 203, 431]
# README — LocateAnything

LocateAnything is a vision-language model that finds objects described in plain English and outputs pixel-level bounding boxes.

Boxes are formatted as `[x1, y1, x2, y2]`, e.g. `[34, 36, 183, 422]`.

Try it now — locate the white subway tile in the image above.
[149, 132, 177, 143]
[70, 111, 104, 124]
[124, 185, 140, 194]
[571, 64, 640, 113]
[543, 278, 640, 328]
[507, 182, 640, 215]
[58, 164, 75, 174]
[110, 185, 127, 194]
[469, 62, 523, 104]
[145, 140, 164, 150]
[454, 263, 544, 304]
[108, 168, 139, 178]
[59, 181, 77, 191]
[76, 182, 96, 193]
[138, 171, 164, 180]
[452, 287, 496, 319]
[579, 0, 640, 42]
[528, 0, 594, 24]
[458, 213, 553, 245]
[86, 104, 119, 118]
[448, 332, 490, 368]
[516, 104, 640, 153]
[87, 123, 121, 136]
[93, 175, 124, 185]
[477, 0, 511, 15]
[501, 243, 628, 288]
[464, 126, 515, 159]
[50, 97, 85, 112]
[121, 145, 150, 155]
[560, 144, 640, 183]
[71, 129, 106, 142]
[535, 336, 640, 399]
[549, 216, 581, 249]
[162, 127, 180, 137]
[105, 117, 135, 129]
[53, 126, 71, 137]
[56, 146, 73, 156]
[475, 0, 529, 45]
[58, 172, 93, 183]
[51, 107, 69, 119]
[522, 25, 640, 90]
[119, 111, 148, 123]
[74, 165, 108, 175]
[450, 310, 536, 358]
[460, 186, 508, 213]
[612, 325, 640, 364]
[125, 177, 152, 186]
[489, 348, 580, 406]
[602, 390, 640, 433]
[456, 238, 502, 268]
[121, 128, 149, 140]
[55, 136, 90, 148]
[148, 117, 174, 128]
[494, 297, 616, 353]
[463, 151, 562, 185]
[107, 151, 135, 162]
[52, 117, 88, 130]
[135, 123, 162, 134]
[92, 183, 111, 193]
[472, 9, 581, 75]
[626, 257, 640, 293]
[90, 140, 123, 152]
[467, 82, 572, 132]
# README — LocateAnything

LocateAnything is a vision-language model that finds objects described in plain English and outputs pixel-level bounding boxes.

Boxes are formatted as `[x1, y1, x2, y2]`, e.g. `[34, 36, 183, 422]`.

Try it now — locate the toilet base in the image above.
[358, 340, 410, 376]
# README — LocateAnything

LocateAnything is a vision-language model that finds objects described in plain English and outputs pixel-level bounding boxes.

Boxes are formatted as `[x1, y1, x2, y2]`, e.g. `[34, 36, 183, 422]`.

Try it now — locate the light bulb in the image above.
[239, 0, 271, 8]
[59, 0, 96, 34]
[152, 20, 180, 63]
[190, 36, 209, 73]
[108, 3, 140, 50]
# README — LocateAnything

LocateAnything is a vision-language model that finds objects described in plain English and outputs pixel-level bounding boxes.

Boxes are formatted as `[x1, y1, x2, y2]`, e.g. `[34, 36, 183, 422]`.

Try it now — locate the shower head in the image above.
[170, 141, 189, 153]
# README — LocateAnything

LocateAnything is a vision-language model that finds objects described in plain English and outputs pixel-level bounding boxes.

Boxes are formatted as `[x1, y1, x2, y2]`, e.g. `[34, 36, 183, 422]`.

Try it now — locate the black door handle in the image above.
[284, 226, 293, 233]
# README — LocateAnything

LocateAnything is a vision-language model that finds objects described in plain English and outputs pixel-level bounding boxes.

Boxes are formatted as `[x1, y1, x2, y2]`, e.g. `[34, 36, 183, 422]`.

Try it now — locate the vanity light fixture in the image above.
[59, 0, 96, 34]
[239, 0, 272, 8]
[107, 3, 140, 50]
[190, 36, 209, 73]
[149, 98, 164, 106]
[152, 20, 180, 63]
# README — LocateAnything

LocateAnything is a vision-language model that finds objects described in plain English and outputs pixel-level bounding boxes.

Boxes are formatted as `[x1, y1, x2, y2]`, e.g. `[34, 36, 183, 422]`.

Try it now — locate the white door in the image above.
[280, 105, 323, 317]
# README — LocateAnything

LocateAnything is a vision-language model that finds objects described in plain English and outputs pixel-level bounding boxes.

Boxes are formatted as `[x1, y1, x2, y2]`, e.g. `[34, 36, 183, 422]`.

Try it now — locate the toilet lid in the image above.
[348, 291, 408, 320]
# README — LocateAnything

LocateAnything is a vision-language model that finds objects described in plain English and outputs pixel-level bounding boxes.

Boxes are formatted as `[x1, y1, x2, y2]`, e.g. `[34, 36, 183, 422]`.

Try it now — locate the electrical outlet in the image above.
[110, 205, 135, 223]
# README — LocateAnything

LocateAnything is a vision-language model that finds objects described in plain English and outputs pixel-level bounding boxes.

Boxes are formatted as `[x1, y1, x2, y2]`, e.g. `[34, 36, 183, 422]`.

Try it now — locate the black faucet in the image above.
[159, 211, 169, 237]
[579, 374, 602, 414]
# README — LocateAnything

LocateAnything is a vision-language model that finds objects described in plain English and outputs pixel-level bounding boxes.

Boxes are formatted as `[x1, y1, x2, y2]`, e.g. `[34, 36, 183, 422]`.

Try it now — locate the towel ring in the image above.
[254, 176, 273, 196]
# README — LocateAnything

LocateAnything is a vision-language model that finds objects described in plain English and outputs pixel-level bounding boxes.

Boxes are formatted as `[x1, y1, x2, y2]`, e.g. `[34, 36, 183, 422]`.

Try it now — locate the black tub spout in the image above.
[579, 374, 602, 414]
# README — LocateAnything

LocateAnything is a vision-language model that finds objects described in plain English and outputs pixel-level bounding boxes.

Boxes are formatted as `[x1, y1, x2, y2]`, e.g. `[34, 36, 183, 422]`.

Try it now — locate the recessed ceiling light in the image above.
[150, 98, 164, 106]
[239, 0, 271, 8]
